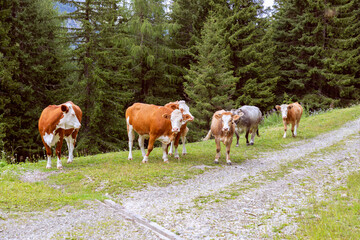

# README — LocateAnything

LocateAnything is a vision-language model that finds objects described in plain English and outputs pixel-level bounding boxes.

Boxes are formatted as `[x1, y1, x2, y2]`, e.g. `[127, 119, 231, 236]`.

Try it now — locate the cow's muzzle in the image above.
[172, 127, 180, 133]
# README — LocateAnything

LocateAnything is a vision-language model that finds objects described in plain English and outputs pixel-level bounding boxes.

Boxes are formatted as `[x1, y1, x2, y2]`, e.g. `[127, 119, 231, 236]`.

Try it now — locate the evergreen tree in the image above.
[325, 0, 360, 105]
[59, 0, 135, 153]
[271, 0, 359, 109]
[127, 0, 182, 105]
[0, 0, 69, 161]
[184, 13, 237, 140]
[219, 0, 277, 111]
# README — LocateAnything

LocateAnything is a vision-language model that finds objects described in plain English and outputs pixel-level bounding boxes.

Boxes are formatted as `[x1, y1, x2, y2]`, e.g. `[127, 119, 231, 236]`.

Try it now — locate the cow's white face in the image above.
[178, 100, 194, 122]
[221, 114, 233, 132]
[279, 104, 289, 119]
[58, 103, 81, 129]
[163, 109, 183, 133]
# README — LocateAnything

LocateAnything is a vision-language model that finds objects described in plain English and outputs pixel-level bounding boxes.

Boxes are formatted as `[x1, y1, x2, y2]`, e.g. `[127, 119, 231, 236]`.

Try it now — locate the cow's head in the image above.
[58, 103, 81, 129]
[230, 109, 242, 124]
[215, 112, 242, 132]
[162, 109, 183, 133]
[276, 104, 292, 119]
[178, 100, 194, 123]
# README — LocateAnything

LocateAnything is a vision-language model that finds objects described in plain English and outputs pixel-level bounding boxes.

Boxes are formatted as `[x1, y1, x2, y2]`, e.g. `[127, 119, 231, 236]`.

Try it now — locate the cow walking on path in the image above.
[38, 101, 82, 169]
[164, 100, 194, 159]
[203, 110, 241, 165]
[231, 105, 263, 146]
[275, 102, 303, 138]
[126, 103, 192, 163]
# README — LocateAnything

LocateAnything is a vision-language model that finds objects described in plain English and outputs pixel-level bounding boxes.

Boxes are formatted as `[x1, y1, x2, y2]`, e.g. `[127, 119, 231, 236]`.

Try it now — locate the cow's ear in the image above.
[162, 113, 171, 120]
[183, 114, 193, 122]
[215, 113, 222, 119]
[61, 105, 69, 113]
[288, 105, 293, 109]
[168, 103, 178, 110]
[275, 105, 280, 111]
[232, 114, 240, 121]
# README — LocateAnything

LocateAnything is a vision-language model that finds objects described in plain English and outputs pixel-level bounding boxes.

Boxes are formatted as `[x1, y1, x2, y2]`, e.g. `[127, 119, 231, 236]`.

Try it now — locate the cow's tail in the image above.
[203, 130, 212, 141]
[257, 128, 260, 137]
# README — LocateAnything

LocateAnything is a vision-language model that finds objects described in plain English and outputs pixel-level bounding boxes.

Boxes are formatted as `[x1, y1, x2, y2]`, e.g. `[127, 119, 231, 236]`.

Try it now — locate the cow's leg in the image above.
[292, 122, 296, 137]
[173, 134, 181, 159]
[65, 135, 75, 164]
[283, 121, 287, 138]
[138, 135, 146, 157]
[127, 120, 135, 160]
[235, 130, 240, 147]
[245, 128, 250, 145]
[181, 135, 187, 155]
[250, 128, 256, 145]
[168, 141, 174, 156]
[55, 135, 64, 170]
[214, 137, 221, 164]
[143, 135, 155, 163]
[225, 139, 233, 165]
[44, 144, 52, 169]
[161, 143, 169, 163]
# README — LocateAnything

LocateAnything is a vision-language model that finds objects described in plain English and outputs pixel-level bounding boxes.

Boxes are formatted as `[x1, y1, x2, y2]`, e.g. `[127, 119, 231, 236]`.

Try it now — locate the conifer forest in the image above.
[1, 0, 359, 161]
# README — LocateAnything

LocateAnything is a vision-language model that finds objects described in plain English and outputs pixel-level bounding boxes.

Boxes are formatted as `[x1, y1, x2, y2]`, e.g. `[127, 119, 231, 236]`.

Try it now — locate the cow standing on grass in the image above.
[203, 110, 241, 165]
[38, 101, 82, 169]
[164, 100, 194, 159]
[125, 103, 192, 163]
[231, 105, 263, 146]
[275, 102, 303, 138]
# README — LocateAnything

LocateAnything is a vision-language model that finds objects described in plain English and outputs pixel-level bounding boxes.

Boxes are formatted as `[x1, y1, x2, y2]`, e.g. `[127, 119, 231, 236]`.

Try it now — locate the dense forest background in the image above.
[0, 0, 359, 162]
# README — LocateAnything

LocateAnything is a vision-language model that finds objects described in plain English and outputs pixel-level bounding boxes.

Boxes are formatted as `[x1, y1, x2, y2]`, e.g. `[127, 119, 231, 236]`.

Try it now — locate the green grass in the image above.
[0, 105, 359, 212]
[294, 171, 360, 239]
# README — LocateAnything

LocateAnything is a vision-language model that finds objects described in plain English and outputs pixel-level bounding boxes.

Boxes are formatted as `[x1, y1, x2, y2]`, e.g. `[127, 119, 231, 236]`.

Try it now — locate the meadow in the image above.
[0, 104, 359, 238]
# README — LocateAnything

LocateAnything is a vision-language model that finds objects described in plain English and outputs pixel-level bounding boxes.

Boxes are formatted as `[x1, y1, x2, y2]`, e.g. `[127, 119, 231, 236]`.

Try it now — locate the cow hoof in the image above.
[175, 157, 180, 160]
[164, 160, 169, 164]
[214, 160, 219, 164]
[227, 162, 232, 165]
[246, 143, 250, 146]
[142, 160, 148, 163]
[67, 160, 73, 164]
[236, 144, 239, 147]
[128, 158, 132, 160]
[57, 166, 63, 170]
[182, 153, 187, 155]
[46, 166, 51, 169]
[168, 153, 173, 156]
[250, 143, 254, 146]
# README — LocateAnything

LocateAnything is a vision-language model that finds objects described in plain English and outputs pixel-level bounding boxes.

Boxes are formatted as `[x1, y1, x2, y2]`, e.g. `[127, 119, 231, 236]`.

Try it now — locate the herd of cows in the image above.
[38, 100, 303, 169]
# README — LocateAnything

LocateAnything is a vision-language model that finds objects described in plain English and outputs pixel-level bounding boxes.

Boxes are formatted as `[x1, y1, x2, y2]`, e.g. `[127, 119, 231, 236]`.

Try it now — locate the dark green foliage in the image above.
[1, 0, 359, 160]
[271, 0, 359, 109]
[0, 0, 69, 162]
[184, 13, 237, 140]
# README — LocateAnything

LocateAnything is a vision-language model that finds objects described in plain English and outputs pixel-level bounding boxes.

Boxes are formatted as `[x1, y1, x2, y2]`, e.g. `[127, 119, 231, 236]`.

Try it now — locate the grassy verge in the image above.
[294, 171, 360, 239]
[0, 105, 359, 212]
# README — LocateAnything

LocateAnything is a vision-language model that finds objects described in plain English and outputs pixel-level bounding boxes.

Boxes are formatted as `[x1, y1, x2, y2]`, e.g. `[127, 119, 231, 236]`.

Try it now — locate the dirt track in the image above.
[1, 118, 359, 239]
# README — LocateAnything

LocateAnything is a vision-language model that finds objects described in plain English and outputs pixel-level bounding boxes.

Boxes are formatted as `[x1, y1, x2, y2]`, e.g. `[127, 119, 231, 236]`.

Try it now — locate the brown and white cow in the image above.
[164, 100, 194, 159]
[275, 102, 303, 138]
[203, 110, 242, 165]
[38, 101, 82, 169]
[126, 103, 192, 163]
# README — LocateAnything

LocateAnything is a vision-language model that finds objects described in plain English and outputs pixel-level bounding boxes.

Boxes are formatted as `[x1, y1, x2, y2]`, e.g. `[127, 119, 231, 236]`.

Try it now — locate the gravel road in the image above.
[1, 118, 359, 239]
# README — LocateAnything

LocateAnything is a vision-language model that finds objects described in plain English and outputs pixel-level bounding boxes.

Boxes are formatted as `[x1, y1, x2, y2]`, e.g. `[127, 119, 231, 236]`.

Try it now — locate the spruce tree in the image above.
[127, 0, 182, 105]
[59, 0, 135, 153]
[184, 13, 237, 140]
[219, 0, 276, 111]
[0, 0, 69, 161]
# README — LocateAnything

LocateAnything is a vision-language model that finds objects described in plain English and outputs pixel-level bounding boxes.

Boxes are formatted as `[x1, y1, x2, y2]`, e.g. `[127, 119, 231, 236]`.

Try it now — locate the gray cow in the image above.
[231, 105, 262, 146]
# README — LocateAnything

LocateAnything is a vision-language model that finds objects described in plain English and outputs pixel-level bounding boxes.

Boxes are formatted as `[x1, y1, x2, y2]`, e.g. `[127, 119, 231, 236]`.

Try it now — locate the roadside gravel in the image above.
[0, 118, 359, 239]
